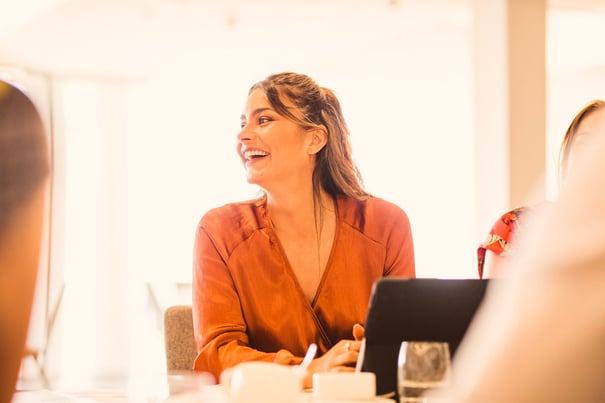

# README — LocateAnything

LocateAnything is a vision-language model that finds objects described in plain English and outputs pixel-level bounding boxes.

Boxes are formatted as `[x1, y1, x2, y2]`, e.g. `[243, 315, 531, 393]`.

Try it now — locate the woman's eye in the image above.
[240, 122, 246, 129]
[259, 116, 272, 125]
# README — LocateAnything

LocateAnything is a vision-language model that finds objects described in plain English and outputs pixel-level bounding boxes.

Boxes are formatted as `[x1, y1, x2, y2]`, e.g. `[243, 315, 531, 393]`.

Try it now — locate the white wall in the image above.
[2, 0, 603, 389]
[50, 2, 474, 386]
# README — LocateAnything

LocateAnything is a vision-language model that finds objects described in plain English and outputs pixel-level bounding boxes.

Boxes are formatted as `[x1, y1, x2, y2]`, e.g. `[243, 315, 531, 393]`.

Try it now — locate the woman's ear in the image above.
[307, 127, 327, 155]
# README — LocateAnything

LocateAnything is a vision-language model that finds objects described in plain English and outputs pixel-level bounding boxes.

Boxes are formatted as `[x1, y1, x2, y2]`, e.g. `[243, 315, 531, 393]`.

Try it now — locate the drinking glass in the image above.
[397, 341, 450, 403]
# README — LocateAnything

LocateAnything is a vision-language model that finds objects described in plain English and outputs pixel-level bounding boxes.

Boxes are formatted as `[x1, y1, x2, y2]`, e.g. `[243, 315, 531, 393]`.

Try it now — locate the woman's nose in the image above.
[237, 126, 253, 142]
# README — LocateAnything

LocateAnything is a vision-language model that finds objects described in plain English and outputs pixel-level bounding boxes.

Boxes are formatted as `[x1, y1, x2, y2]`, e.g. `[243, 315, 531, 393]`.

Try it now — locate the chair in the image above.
[22, 283, 65, 388]
[163, 305, 197, 372]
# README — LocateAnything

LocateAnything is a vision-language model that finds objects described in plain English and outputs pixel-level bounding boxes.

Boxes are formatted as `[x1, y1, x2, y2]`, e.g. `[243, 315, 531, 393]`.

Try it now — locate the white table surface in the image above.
[13, 383, 395, 403]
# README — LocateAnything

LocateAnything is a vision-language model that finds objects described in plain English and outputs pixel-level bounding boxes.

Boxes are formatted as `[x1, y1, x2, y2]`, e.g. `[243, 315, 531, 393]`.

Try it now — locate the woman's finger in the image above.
[340, 339, 361, 353]
[330, 365, 356, 373]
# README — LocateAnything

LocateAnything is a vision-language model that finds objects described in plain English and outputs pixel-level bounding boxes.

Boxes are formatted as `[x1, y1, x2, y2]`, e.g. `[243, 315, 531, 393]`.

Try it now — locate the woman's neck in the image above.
[266, 184, 334, 231]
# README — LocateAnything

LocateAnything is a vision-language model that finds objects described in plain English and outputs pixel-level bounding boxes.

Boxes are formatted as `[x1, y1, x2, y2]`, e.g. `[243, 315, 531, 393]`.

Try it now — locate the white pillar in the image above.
[473, 0, 546, 239]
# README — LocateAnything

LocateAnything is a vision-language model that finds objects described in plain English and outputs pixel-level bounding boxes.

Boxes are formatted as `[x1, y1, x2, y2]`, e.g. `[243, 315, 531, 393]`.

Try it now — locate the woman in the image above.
[432, 106, 605, 403]
[0, 80, 50, 403]
[477, 99, 605, 278]
[192, 72, 415, 386]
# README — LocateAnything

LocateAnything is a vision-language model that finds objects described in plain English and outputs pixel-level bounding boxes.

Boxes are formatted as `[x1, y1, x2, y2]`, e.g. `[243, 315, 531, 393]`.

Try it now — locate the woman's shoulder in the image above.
[338, 195, 410, 229]
[198, 196, 267, 233]
[496, 206, 532, 226]
[366, 196, 409, 216]
[480, 205, 534, 256]
[491, 205, 534, 233]
[339, 194, 407, 214]
[477, 203, 545, 278]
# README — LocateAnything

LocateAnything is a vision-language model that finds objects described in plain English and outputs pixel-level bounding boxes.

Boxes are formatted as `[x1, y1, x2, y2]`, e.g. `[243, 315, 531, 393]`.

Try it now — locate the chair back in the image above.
[164, 305, 197, 372]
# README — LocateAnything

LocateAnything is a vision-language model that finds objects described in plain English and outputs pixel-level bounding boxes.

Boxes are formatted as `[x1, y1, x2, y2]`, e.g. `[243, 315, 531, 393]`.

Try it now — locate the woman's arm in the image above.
[481, 250, 507, 278]
[192, 225, 301, 379]
[383, 205, 416, 278]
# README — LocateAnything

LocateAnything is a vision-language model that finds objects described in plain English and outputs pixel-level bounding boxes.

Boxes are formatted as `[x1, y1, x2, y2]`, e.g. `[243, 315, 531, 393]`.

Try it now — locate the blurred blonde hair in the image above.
[558, 99, 605, 183]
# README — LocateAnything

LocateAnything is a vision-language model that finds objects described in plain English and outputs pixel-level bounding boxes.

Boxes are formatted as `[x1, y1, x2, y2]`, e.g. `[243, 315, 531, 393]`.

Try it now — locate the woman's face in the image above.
[237, 89, 315, 190]
[567, 107, 605, 177]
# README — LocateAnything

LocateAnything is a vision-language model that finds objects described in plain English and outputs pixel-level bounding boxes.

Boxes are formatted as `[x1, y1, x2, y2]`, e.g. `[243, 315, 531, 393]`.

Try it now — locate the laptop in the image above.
[359, 277, 490, 397]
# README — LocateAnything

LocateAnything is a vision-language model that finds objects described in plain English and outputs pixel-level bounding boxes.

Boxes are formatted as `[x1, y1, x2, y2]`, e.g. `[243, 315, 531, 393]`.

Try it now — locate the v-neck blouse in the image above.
[192, 195, 415, 379]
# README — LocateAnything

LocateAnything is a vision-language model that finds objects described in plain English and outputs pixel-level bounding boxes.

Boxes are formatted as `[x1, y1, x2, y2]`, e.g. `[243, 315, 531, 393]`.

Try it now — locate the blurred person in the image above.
[477, 100, 605, 279]
[192, 72, 415, 387]
[0, 80, 50, 403]
[431, 100, 605, 402]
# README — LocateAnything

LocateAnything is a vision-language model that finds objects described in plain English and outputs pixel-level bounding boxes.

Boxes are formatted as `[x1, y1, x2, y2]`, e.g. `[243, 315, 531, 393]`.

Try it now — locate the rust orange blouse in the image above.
[192, 195, 415, 379]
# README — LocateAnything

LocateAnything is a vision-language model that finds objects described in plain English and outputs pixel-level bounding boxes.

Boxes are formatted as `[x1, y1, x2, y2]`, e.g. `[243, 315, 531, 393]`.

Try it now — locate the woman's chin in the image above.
[245, 174, 262, 188]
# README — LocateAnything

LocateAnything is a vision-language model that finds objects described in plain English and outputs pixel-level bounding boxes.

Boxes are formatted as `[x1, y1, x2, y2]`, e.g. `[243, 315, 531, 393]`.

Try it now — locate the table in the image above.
[14, 388, 395, 402]
[13, 376, 395, 402]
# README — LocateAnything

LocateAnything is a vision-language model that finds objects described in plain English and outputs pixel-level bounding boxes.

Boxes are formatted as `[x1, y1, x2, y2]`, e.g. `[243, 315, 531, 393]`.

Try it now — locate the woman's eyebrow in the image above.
[240, 107, 273, 122]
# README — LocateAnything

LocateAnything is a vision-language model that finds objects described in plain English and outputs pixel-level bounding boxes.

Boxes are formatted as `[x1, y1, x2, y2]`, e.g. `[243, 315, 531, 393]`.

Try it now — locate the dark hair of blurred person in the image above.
[0, 79, 50, 403]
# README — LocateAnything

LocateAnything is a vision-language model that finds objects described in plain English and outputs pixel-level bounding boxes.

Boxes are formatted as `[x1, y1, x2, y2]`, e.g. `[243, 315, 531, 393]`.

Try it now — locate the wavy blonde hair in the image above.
[250, 72, 368, 201]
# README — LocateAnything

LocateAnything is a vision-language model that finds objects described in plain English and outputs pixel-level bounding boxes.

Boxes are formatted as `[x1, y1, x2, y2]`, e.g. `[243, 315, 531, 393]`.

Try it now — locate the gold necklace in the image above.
[313, 195, 323, 283]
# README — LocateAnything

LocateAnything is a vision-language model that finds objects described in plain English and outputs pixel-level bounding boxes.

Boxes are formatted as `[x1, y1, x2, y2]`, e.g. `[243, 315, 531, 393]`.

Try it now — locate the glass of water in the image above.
[397, 341, 450, 403]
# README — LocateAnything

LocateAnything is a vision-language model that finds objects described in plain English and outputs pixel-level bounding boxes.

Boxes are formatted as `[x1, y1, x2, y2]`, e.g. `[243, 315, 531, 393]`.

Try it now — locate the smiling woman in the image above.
[191, 72, 416, 388]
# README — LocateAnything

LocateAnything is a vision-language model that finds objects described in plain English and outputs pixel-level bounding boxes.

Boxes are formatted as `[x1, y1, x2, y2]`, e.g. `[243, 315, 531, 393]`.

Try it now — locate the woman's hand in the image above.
[303, 339, 361, 388]
[273, 349, 303, 365]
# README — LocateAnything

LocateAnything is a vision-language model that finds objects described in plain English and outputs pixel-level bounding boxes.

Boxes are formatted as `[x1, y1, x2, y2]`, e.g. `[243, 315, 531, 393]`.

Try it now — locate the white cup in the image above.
[313, 372, 376, 401]
[222, 362, 303, 403]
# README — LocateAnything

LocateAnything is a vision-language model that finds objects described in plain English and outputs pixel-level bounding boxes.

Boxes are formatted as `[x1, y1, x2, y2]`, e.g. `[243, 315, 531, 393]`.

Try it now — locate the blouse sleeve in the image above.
[191, 224, 299, 380]
[382, 204, 416, 278]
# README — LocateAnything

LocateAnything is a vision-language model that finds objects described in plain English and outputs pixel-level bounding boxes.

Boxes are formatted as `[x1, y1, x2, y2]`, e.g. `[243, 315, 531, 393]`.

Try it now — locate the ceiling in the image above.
[0, 0, 604, 79]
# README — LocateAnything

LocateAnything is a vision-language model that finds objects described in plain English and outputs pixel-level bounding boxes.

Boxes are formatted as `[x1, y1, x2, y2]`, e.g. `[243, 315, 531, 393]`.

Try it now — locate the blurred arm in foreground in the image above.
[435, 109, 605, 402]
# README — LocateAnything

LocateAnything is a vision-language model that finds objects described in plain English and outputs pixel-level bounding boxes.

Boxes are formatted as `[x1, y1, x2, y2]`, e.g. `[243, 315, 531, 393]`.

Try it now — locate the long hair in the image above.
[0, 80, 49, 236]
[250, 72, 368, 201]
[559, 100, 605, 183]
